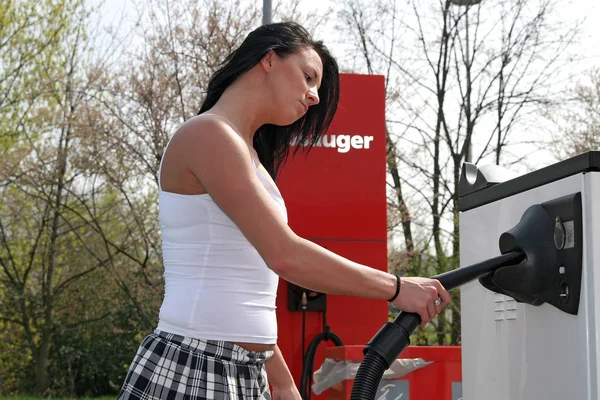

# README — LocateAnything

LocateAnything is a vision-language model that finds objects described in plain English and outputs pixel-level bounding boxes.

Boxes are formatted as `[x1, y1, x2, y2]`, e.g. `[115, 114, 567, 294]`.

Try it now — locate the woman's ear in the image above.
[260, 50, 276, 72]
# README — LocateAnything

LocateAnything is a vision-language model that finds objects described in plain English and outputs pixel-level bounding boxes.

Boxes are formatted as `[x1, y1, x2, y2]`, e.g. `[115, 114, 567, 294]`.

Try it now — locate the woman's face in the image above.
[264, 47, 323, 125]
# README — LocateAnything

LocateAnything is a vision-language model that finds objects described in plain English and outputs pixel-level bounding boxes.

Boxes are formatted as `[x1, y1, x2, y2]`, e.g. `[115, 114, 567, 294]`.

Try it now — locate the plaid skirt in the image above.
[118, 330, 274, 400]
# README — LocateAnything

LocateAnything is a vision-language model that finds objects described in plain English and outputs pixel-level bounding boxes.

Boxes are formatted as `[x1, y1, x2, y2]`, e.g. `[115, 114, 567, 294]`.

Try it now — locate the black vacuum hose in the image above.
[297, 290, 344, 400]
[351, 350, 388, 398]
[299, 325, 344, 399]
[350, 250, 526, 400]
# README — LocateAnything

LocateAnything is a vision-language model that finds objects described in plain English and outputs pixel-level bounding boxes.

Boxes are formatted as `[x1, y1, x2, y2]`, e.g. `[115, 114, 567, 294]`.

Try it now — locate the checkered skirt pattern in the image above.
[118, 330, 274, 400]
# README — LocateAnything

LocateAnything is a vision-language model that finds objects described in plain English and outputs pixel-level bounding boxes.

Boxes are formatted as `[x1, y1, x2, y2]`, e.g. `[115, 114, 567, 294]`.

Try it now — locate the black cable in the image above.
[301, 292, 307, 387]
[299, 303, 344, 400]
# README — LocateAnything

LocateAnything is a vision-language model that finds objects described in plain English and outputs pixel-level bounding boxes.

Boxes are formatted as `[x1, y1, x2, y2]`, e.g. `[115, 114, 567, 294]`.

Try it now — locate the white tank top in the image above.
[155, 117, 286, 344]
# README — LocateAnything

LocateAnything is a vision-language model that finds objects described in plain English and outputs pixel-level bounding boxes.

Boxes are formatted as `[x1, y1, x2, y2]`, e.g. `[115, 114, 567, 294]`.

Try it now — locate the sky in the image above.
[94, 0, 600, 171]
[92, 0, 600, 249]
[97, 0, 600, 59]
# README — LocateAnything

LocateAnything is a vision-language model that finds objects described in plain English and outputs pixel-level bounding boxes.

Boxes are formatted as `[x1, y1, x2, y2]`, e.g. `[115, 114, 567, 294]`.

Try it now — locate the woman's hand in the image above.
[391, 277, 451, 327]
[270, 384, 302, 400]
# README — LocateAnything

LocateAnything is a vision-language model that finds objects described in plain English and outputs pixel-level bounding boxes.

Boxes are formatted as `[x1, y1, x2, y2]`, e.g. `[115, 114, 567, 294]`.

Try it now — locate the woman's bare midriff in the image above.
[234, 341, 276, 352]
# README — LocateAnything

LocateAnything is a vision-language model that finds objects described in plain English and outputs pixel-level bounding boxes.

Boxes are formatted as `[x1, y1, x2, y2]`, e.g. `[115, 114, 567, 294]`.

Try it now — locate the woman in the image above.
[118, 21, 451, 400]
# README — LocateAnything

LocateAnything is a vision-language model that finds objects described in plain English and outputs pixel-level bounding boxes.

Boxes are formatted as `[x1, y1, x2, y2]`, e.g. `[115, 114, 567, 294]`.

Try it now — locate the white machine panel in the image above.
[460, 172, 599, 400]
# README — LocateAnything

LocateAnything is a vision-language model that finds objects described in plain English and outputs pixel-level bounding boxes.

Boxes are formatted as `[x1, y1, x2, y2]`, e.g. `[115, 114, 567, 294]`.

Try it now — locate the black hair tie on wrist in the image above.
[387, 275, 401, 302]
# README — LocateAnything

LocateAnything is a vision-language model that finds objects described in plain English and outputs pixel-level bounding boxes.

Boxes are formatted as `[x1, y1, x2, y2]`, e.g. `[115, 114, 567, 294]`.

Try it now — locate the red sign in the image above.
[276, 73, 388, 399]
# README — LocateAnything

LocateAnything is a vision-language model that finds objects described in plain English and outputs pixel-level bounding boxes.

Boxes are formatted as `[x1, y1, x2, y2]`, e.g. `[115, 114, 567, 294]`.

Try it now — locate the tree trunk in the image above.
[35, 331, 52, 395]
[386, 130, 418, 273]
[433, 115, 447, 272]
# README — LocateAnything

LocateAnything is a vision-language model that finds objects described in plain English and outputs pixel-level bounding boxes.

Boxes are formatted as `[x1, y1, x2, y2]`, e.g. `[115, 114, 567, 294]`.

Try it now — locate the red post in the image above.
[276, 73, 388, 399]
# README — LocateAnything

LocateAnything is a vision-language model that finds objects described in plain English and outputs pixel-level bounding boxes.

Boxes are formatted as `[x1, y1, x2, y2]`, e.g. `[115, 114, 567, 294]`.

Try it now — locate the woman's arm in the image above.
[175, 117, 451, 324]
[265, 345, 301, 399]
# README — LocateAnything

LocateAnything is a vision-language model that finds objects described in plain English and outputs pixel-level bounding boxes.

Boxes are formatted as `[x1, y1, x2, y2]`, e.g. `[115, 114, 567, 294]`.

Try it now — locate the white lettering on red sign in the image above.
[292, 134, 374, 153]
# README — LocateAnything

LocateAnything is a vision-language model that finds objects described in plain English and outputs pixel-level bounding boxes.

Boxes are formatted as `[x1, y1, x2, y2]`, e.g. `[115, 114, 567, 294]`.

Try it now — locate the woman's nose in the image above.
[307, 87, 320, 106]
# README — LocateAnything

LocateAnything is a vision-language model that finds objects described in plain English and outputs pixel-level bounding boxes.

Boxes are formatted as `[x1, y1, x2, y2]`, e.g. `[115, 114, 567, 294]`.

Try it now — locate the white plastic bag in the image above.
[311, 357, 432, 395]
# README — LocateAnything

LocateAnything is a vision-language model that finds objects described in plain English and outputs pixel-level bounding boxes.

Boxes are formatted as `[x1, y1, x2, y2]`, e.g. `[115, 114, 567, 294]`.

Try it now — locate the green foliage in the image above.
[0, 323, 32, 395]
[0, 0, 82, 149]
[0, 0, 165, 394]
[48, 308, 147, 396]
[0, 184, 160, 394]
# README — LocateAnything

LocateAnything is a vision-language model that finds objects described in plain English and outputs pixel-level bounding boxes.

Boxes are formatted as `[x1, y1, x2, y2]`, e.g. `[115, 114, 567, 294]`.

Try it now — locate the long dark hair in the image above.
[198, 22, 340, 179]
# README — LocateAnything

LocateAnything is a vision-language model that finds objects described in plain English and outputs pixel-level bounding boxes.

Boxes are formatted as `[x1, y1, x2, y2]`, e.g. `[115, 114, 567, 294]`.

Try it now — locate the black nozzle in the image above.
[480, 192, 583, 315]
